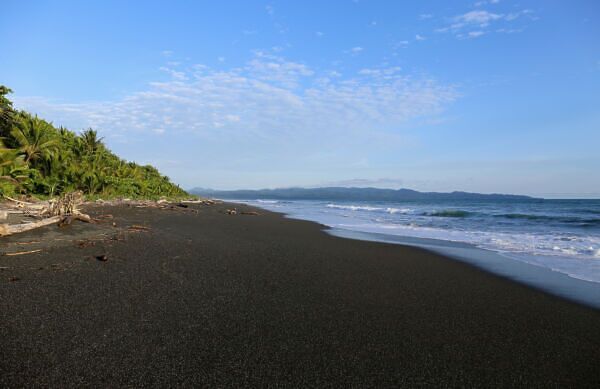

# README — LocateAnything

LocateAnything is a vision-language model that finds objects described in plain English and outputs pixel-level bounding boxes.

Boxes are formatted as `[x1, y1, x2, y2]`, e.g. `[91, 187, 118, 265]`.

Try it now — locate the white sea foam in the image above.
[326, 204, 412, 214]
[386, 207, 412, 214]
[326, 204, 382, 211]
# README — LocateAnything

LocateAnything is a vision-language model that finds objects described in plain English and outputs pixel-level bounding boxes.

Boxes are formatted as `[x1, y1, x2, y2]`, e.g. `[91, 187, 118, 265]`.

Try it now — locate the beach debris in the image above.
[241, 211, 260, 216]
[8, 276, 20, 282]
[226, 208, 237, 215]
[96, 254, 108, 262]
[1, 216, 62, 236]
[11, 240, 41, 245]
[128, 224, 151, 232]
[0, 191, 92, 236]
[181, 199, 219, 205]
[4, 249, 42, 256]
[73, 213, 92, 223]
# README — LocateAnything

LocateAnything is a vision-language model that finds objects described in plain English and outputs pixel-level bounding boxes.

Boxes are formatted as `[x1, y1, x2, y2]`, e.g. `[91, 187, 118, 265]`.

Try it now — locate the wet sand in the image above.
[1, 202, 600, 386]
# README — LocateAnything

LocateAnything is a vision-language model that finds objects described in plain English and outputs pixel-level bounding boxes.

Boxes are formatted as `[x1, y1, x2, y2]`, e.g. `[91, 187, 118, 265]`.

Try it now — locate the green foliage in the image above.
[0, 86, 188, 199]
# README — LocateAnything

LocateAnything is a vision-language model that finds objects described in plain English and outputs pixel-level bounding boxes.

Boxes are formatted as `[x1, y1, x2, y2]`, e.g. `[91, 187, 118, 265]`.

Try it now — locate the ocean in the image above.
[230, 197, 600, 307]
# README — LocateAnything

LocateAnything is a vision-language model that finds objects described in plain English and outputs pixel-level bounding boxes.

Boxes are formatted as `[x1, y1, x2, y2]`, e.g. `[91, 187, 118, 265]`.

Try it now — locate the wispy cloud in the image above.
[159, 66, 188, 81]
[436, 7, 536, 38]
[474, 0, 500, 7]
[468, 30, 485, 38]
[13, 52, 456, 158]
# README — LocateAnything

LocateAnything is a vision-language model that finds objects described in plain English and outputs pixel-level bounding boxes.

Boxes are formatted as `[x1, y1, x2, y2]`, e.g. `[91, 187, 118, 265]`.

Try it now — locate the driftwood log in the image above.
[0, 191, 91, 237]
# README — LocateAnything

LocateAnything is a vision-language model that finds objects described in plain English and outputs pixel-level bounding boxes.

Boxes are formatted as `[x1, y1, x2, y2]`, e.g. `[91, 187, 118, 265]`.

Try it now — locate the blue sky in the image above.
[1, 0, 599, 197]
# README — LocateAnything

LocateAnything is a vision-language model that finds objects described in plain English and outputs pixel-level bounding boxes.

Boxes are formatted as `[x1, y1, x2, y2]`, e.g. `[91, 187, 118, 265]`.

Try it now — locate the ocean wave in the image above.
[327, 204, 382, 211]
[496, 213, 600, 225]
[425, 210, 472, 218]
[248, 198, 600, 283]
[256, 199, 280, 204]
[386, 207, 411, 214]
[326, 204, 411, 214]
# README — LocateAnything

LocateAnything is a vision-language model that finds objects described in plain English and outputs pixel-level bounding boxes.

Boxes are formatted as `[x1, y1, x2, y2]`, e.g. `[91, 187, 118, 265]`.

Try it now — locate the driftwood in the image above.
[4, 249, 42, 256]
[1, 191, 91, 236]
[1, 216, 62, 235]
[128, 224, 151, 232]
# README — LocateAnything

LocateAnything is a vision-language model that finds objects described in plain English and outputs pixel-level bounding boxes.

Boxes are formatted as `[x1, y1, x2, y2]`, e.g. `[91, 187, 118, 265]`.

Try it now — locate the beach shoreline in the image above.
[2, 201, 600, 386]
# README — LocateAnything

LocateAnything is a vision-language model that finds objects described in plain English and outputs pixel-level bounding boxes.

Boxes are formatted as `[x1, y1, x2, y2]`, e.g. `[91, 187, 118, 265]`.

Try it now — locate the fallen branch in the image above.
[3, 195, 36, 206]
[74, 214, 92, 223]
[11, 241, 41, 245]
[128, 224, 151, 231]
[1, 216, 62, 236]
[4, 249, 42, 256]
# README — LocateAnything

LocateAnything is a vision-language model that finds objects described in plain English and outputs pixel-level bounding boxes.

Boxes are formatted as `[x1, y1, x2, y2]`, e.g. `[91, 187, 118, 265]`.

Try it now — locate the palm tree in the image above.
[0, 86, 15, 136]
[79, 128, 104, 155]
[0, 140, 31, 192]
[10, 115, 59, 165]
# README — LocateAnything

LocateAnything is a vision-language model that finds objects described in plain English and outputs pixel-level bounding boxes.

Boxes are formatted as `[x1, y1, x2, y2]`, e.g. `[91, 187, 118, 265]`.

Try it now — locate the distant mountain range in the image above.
[190, 187, 537, 201]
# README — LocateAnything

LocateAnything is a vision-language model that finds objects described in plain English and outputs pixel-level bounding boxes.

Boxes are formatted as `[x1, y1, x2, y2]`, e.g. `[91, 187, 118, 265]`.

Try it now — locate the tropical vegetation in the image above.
[0, 86, 187, 199]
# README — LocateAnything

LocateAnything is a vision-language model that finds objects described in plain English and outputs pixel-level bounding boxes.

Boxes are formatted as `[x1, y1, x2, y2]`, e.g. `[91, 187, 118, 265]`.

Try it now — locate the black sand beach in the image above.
[1, 202, 600, 386]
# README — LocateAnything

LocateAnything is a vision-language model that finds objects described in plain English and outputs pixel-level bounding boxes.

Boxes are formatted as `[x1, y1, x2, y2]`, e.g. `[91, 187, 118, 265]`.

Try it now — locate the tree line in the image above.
[0, 86, 187, 199]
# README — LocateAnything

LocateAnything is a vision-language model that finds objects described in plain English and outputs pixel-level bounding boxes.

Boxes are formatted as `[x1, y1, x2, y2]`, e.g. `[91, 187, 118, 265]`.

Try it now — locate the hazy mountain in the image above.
[190, 187, 537, 201]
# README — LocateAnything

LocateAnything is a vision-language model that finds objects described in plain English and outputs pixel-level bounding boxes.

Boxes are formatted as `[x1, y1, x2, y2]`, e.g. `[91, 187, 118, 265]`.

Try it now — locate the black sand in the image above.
[1, 202, 600, 387]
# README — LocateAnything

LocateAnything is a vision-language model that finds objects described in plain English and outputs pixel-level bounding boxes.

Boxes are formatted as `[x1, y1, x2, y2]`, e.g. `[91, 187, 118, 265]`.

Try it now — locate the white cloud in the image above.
[13, 53, 456, 155]
[468, 30, 485, 38]
[437, 7, 536, 38]
[159, 66, 188, 81]
[415, 34, 426, 41]
[474, 0, 500, 6]
[315, 31, 324, 37]
[350, 46, 364, 54]
[419, 14, 433, 20]
[457, 10, 502, 26]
